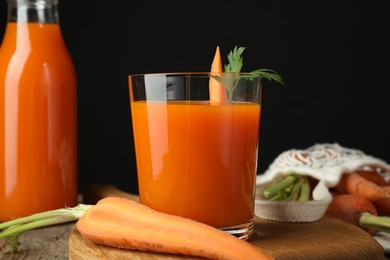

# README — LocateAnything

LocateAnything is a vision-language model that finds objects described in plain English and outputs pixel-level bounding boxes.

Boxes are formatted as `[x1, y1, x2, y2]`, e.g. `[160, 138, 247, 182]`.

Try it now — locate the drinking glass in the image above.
[128, 72, 262, 240]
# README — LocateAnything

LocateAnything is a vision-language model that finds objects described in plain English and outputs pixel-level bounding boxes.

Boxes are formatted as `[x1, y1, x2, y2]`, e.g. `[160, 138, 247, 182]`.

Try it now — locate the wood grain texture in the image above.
[0, 224, 71, 260]
[251, 216, 385, 260]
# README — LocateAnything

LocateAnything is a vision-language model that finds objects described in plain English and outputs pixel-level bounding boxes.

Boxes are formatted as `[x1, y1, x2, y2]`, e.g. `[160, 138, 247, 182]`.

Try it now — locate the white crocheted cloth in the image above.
[257, 143, 390, 201]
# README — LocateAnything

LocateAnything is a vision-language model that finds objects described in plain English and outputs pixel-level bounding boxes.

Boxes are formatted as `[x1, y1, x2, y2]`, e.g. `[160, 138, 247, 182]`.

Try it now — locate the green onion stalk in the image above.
[0, 204, 92, 254]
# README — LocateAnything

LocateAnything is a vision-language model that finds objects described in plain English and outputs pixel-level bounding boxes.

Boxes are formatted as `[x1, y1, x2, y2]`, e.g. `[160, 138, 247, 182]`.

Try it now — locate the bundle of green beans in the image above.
[263, 174, 311, 201]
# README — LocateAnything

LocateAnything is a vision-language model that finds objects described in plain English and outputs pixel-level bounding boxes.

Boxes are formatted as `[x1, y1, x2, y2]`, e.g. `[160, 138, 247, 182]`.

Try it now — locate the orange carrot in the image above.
[356, 170, 388, 186]
[334, 172, 390, 201]
[209, 46, 228, 104]
[373, 198, 390, 216]
[77, 197, 274, 260]
[325, 194, 378, 235]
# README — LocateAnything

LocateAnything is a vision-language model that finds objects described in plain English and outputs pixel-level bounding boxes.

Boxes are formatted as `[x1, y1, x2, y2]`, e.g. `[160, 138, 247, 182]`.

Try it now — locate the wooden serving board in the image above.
[68, 184, 385, 260]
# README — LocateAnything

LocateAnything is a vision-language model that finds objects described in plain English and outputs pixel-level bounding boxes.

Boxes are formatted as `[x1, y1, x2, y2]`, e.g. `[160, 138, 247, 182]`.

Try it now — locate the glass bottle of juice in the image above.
[0, 0, 78, 221]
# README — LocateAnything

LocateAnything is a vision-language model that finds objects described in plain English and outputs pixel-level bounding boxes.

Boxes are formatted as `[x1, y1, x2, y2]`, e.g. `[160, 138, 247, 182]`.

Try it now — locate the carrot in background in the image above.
[334, 172, 390, 201]
[77, 197, 274, 260]
[373, 198, 390, 216]
[209, 46, 228, 104]
[356, 170, 388, 186]
[325, 194, 378, 235]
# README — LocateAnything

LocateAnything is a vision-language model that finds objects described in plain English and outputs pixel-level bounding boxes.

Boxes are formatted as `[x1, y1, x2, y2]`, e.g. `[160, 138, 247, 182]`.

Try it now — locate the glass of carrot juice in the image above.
[128, 72, 262, 240]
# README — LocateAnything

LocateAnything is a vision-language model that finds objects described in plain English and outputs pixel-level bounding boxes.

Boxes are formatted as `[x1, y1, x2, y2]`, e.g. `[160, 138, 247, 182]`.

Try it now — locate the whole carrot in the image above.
[325, 194, 378, 235]
[356, 170, 388, 186]
[334, 172, 390, 201]
[1, 197, 274, 259]
[77, 197, 274, 260]
[373, 198, 390, 216]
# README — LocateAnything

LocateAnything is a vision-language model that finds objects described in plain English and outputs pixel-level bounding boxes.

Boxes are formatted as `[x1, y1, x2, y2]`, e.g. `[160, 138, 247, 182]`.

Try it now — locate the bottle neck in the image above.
[7, 0, 59, 24]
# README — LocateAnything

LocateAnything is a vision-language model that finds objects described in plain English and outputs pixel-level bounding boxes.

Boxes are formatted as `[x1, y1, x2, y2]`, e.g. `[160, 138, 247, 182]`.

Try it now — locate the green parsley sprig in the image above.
[212, 46, 284, 101]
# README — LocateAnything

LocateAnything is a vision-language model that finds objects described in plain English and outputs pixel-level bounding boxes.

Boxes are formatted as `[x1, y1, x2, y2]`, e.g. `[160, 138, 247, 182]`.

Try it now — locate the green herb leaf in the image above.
[249, 68, 285, 86]
[211, 45, 284, 102]
[224, 46, 246, 73]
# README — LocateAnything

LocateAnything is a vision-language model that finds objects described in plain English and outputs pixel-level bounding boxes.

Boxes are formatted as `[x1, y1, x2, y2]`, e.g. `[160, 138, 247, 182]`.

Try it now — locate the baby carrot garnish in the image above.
[209, 46, 228, 104]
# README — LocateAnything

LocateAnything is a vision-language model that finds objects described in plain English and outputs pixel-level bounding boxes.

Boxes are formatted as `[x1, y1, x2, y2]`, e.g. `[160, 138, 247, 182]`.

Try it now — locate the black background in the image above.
[1, 0, 389, 195]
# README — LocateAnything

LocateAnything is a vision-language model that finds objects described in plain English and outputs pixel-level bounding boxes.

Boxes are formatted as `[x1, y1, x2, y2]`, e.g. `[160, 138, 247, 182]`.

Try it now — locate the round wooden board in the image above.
[69, 215, 384, 260]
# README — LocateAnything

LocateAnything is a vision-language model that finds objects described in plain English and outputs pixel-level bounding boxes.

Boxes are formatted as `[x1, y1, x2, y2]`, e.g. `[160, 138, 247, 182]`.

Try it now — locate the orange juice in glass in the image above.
[129, 73, 262, 239]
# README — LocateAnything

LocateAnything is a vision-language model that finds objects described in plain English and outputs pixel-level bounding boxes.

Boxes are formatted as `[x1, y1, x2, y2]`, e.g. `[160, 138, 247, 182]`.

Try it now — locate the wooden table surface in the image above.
[0, 184, 388, 259]
[0, 223, 72, 260]
[1, 218, 388, 260]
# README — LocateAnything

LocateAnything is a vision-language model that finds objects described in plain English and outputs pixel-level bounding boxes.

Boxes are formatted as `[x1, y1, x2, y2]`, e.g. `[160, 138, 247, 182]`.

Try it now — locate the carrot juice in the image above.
[131, 100, 260, 228]
[0, 22, 77, 221]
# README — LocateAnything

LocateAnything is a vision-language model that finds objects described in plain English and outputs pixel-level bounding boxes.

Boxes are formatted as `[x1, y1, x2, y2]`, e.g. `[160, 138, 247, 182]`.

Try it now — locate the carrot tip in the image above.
[209, 46, 227, 104]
